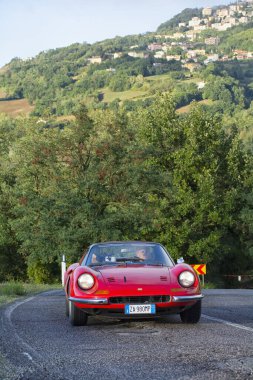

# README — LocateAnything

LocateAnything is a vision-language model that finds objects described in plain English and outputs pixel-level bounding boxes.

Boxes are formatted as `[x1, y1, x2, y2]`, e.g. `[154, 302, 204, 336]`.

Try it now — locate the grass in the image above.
[0, 281, 61, 306]
[102, 87, 148, 103]
[0, 98, 34, 117]
[201, 281, 217, 289]
[176, 99, 214, 114]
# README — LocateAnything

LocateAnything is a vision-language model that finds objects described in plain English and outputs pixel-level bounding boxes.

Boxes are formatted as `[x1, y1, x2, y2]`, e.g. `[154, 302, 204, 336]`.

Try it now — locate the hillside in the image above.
[0, 1, 253, 284]
[0, 1, 253, 118]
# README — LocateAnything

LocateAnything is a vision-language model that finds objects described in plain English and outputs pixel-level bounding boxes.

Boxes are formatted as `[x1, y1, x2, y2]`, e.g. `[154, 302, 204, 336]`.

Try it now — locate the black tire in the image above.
[65, 297, 69, 317]
[69, 301, 88, 326]
[180, 300, 201, 324]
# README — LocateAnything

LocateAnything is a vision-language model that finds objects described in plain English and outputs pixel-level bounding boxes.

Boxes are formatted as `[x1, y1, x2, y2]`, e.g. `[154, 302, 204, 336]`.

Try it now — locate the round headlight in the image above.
[178, 271, 195, 288]
[78, 273, 95, 290]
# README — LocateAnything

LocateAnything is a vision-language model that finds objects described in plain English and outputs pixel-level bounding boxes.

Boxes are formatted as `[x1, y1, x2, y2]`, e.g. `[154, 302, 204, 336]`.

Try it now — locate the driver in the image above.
[136, 248, 153, 262]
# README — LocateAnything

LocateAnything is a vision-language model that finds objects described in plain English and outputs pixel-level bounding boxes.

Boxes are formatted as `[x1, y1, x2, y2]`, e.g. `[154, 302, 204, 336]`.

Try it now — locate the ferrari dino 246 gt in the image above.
[64, 241, 203, 325]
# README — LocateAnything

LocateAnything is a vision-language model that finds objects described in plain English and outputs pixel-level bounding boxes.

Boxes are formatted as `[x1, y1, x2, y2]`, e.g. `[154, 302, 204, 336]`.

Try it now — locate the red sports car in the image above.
[64, 241, 203, 326]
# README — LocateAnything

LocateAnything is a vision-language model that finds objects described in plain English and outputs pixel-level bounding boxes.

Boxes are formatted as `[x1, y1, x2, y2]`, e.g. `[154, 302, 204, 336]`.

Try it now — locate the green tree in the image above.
[135, 94, 251, 273]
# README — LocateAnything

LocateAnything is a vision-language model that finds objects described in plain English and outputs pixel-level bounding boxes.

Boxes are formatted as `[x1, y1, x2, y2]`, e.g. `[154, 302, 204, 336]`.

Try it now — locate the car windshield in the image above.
[84, 243, 174, 267]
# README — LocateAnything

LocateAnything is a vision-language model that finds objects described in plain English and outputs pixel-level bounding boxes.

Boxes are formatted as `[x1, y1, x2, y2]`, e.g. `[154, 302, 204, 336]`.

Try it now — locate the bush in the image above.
[0, 282, 26, 296]
[27, 262, 60, 284]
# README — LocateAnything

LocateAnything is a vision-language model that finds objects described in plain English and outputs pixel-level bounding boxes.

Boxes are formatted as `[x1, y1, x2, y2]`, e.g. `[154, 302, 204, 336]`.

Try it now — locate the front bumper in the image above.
[69, 296, 108, 305]
[69, 294, 204, 305]
[172, 294, 204, 302]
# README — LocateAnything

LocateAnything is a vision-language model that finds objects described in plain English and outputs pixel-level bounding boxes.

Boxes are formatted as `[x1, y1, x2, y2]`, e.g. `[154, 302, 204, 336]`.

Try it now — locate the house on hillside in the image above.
[88, 56, 103, 64]
[148, 43, 163, 51]
[171, 32, 185, 40]
[202, 7, 212, 17]
[113, 52, 123, 59]
[127, 51, 149, 58]
[205, 36, 220, 45]
[216, 8, 229, 18]
[183, 62, 202, 72]
[186, 30, 200, 41]
[204, 54, 219, 64]
[166, 54, 181, 61]
[154, 51, 166, 59]
[211, 22, 232, 31]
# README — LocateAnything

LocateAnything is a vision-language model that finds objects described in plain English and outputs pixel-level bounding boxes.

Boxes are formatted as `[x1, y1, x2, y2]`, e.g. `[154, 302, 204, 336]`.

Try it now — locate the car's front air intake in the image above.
[109, 295, 170, 304]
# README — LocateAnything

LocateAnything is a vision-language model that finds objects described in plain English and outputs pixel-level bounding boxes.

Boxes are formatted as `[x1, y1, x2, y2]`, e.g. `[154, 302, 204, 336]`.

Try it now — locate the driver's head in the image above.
[136, 249, 147, 260]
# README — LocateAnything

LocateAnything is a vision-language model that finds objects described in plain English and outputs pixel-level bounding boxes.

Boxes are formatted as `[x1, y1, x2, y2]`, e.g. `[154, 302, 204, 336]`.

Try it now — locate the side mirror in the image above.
[177, 257, 184, 264]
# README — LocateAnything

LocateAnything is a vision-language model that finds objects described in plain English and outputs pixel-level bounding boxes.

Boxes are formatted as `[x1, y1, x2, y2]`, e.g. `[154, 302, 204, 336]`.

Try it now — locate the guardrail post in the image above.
[61, 255, 66, 287]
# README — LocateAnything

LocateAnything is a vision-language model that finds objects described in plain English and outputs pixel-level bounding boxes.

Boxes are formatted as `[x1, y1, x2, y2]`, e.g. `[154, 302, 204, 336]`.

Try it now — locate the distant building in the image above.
[183, 62, 201, 72]
[148, 43, 163, 51]
[205, 36, 220, 45]
[88, 56, 102, 64]
[194, 25, 207, 31]
[171, 32, 185, 39]
[202, 7, 212, 17]
[189, 17, 201, 27]
[216, 8, 229, 18]
[187, 49, 206, 58]
[162, 44, 171, 52]
[154, 51, 166, 59]
[229, 4, 240, 12]
[233, 50, 253, 60]
[166, 55, 181, 61]
[127, 51, 148, 58]
[211, 22, 232, 31]
[220, 55, 230, 61]
[113, 52, 123, 59]
[197, 81, 205, 89]
[225, 17, 237, 26]
[204, 54, 219, 64]
[239, 16, 249, 23]
[186, 30, 199, 41]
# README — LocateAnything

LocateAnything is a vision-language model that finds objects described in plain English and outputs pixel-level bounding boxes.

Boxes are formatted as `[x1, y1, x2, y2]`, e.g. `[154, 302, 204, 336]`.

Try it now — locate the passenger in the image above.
[91, 253, 104, 264]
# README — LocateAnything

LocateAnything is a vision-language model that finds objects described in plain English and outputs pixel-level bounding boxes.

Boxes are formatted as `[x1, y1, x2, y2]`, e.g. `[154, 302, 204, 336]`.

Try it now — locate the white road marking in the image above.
[202, 314, 253, 333]
[23, 352, 33, 361]
[4, 297, 42, 361]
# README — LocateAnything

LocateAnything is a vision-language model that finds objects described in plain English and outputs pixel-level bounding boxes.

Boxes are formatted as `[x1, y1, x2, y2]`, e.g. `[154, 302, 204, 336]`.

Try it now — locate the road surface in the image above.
[0, 289, 252, 380]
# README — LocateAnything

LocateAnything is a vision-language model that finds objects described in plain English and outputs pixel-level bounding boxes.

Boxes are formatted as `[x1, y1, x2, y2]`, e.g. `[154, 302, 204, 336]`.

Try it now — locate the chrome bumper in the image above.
[69, 296, 108, 305]
[69, 294, 203, 305]
[172, 294, 204, 302]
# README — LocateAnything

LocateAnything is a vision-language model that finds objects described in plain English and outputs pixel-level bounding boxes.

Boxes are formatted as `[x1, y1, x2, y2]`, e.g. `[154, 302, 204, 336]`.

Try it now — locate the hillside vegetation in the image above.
[0, 2, 253, 284]
[0, 10, 253, 118]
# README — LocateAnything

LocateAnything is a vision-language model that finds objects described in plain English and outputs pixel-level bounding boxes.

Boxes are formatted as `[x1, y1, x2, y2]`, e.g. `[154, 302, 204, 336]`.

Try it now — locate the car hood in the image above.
[96, 265, 171, 286]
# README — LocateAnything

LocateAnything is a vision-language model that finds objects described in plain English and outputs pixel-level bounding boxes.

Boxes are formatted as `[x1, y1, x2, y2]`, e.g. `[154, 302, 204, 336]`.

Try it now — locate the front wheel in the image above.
[180, 300, 201, 324]
[69, 301, 88, 326]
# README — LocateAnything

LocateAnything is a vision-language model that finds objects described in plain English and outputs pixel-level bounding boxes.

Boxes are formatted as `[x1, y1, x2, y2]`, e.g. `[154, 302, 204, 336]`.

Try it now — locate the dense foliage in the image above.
[0, 95, 252, 283]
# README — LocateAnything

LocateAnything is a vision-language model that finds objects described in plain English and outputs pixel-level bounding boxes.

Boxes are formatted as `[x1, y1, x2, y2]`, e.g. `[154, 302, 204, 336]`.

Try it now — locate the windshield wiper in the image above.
[116, 257, 143, 263]
[144, 263, 164, 266]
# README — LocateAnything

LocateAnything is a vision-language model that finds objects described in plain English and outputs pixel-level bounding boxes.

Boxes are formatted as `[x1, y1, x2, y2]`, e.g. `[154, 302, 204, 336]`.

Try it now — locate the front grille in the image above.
[109, 295, 170, 304]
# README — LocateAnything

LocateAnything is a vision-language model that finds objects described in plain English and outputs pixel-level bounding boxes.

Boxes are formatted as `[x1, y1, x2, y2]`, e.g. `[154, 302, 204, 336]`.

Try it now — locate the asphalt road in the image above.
[0, 289, 253, 380]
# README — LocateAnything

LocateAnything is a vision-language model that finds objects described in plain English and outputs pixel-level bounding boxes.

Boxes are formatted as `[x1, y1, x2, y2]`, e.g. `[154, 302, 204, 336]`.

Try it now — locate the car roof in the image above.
[89, 241, 162, 248]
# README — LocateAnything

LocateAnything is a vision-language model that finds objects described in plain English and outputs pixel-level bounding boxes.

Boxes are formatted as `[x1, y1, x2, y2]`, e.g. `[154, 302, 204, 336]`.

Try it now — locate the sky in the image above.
[0, 0, 233, 68]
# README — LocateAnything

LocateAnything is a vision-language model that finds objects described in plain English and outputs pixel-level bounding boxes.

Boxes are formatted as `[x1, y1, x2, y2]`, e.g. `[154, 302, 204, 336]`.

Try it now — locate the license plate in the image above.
[125, 304, 156, 314]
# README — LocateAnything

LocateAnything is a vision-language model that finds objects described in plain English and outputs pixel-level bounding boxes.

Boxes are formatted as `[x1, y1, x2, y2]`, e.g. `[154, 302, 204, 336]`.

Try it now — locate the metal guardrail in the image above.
[223, 275, 253, 282]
